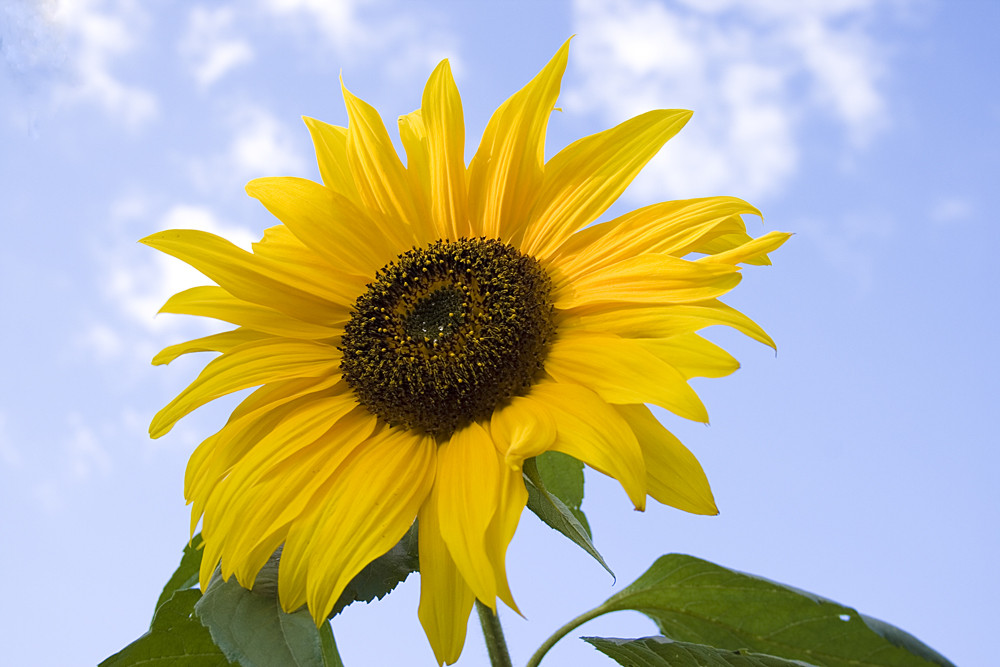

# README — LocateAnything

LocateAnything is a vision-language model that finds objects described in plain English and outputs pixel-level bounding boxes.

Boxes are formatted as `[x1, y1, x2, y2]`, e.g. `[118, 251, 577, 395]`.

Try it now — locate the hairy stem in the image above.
[525, 605, 609, 667]
[476, 599, 513, 667]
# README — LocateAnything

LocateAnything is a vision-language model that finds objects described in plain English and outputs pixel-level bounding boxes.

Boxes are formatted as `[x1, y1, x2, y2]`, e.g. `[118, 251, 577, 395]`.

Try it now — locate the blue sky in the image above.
[1, 0, 997, 665]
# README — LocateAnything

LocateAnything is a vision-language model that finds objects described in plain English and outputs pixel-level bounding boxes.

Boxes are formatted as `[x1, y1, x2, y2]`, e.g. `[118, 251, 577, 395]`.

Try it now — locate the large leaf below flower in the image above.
[194, 564, 339, 667]
[524, 458, 613, 577]
[584, 636, 816, 667]
[595, 554, 953, 667]
[99, 589, 230, 667]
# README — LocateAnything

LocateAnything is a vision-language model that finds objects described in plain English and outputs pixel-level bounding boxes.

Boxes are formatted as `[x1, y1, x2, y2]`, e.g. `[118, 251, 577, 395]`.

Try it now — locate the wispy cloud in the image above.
[179, 6, 254, 89]
[567, 0, 902, 202]
[14, 411, 113, 514]
[2, 0, 159, 127]
[66, 412, 113, 481]
[188, 105, 309, 194]
[259, 0, 459, 78]
[110, 201, 257, 328]
[929, 196, 974, 226]
[796, 209, 895, 292]
[81, 197, 258, 365]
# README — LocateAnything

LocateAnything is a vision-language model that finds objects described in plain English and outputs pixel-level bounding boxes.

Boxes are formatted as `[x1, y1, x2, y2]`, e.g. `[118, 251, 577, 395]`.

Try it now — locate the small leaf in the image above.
[584, 636, 817, 667]
[328, 521, 420, 617]
[194, 555, 327, 667]
[524, 458, 614, 578]
[534, 451, 592, 536]
[155, 534, 205, 615]
[598, 555, 953, 667]
[99, 589, 230, 666]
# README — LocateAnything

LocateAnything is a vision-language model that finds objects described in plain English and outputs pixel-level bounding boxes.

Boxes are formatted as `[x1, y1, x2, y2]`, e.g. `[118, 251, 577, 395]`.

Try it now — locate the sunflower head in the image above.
[143, 38, 788, 666]
[340, 237, 555, 438]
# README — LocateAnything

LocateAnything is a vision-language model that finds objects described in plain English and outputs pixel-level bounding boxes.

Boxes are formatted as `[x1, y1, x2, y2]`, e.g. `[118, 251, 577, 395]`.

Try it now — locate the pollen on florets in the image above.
[340, 237, 555, 438]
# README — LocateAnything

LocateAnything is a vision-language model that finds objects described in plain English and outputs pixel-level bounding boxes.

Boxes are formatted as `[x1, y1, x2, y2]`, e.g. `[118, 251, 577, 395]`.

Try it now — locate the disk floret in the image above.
[340, 237, 555, 437]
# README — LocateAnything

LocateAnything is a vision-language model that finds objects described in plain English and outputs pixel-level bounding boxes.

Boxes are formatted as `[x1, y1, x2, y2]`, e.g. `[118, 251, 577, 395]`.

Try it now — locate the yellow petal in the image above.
[468, 39, 570, 241]
[199, 394, 365, 586]
[484, 458, 528, 612]
[302, 116, 363, 206]
[615, 404, 718, 515]
[152, 328, 270, 366]
[159, 286, 342, 339]
[398, 108, 437, 243]
[545, 333, 709, 423]
[554, 253, 742, 310]
[342, 79, 426, 240]
[521, 109, 692, 260]
[490, 394, 557, 467]
[246, 176, 397, 279]
[251, 224, 364, 303]
[247, 408, 378, 544]
[184, 376, 343, 532]
[634, 334, 741, 380]
[196, 397, 356, 589]
[421, 59, 470, 240]
[562, 299, 775, 349]
[418, 489, 476, 666]
[528, 382, 647, 510]
[435, 422, 500, 606]
[219, 408, 378, 586]
[550, 196, 760, 279]
[141, 229, 348, 326]
[279, 427, 436, 624]
[698, 230, 792, 266]
[150, 338, 341, 438]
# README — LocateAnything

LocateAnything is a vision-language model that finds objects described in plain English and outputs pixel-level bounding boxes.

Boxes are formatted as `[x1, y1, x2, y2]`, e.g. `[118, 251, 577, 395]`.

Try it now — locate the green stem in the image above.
[525, 605, 609, 667]
[476, 599, 513, 667]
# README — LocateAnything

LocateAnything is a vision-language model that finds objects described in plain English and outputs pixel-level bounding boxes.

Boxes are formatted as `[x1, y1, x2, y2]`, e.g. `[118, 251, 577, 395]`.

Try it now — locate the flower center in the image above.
[340, 238, 555, 438]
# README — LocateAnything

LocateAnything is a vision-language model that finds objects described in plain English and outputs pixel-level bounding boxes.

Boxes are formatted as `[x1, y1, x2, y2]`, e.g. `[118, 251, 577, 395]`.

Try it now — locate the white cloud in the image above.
[80, 322, 123, 360]
[260, 0, 459, 79]
[188, 106, 308, 193]
[568, 0, 901, 201]
[41, 0, 158, 126]
[32, 480, 63, 513]
[24, 413, 113, 513]
[262, 0, 360, 47]
[228, 108, 307, 176]
[179, 6, 254, 89]
[109, 203, 257, 332]
[81, 197, 258, 365]
[796, 209, 894, 292]
[929, 196, 973, 225]
[66, 412, 112, 480]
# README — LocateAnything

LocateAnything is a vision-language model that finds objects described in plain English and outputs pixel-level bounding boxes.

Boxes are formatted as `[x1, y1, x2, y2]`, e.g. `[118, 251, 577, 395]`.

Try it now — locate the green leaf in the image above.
[858, 614, 956, 667]
[524, 458, 614, 578]
[534, 451, 592, 536]
[194, 555, 329, 667]
[328, 521, 420, 617]
[99, 588, 230, 667]
[155, 533, 204, 615]
[598, 554, 953, 667]
[584, 636, 817, 667]
[319, 622, 344, 667]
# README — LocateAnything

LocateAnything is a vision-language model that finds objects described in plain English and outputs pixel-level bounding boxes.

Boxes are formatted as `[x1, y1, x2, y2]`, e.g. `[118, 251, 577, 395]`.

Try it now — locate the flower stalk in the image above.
[476, 600, 513, 667]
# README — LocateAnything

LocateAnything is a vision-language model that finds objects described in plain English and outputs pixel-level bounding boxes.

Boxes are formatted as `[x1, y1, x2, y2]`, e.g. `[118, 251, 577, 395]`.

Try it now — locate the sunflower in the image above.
[144, 39, 789, 665]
